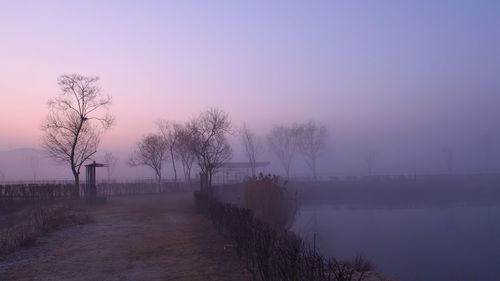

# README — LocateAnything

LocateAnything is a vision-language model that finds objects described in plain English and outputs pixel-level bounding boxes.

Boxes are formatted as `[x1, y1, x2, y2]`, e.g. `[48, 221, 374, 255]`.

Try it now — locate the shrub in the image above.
[243, 174, 299, 230]
[194, 190, 375, 281]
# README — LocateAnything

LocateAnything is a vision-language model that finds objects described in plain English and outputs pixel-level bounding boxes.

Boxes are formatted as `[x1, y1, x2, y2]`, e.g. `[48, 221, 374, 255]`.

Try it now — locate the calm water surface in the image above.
[293, 205, 500, 281]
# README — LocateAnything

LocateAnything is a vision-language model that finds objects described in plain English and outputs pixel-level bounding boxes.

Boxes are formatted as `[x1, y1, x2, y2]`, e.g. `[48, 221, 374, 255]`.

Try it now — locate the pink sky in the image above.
[1, 1, 499, 176]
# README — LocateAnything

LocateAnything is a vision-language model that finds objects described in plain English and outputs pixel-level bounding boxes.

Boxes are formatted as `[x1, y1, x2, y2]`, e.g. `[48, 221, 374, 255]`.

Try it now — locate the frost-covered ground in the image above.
[0, 193, 250, 281]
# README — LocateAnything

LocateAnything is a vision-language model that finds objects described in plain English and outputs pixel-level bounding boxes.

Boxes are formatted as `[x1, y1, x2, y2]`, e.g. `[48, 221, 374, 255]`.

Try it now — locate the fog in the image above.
[1, 1, 500, 181]
[1, 120, 499, 182]
[1, 1, 500, 281]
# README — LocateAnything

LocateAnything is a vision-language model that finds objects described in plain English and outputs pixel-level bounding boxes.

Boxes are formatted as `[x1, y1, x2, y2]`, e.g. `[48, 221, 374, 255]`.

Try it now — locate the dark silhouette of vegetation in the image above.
[239, 123, 264, 177]
[188, 108, 232, 192]
[0, 181, 189, 202]
[194, 190, 374, 281]
[297, 121, 329, 181]
[158, 120, 181, 187]
[103, 151, 119, 181]
[243, 174, 299, 230]
[267, 124, 301, 180]
[129, 134, 169, 192]
[173, 123, 198, 187]
[0, 183, 75, 201]
[41, 74, 114, 198]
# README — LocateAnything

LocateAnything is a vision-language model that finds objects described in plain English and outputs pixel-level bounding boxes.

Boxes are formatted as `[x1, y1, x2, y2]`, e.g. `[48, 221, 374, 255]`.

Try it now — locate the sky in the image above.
[1, 0, 500, 178]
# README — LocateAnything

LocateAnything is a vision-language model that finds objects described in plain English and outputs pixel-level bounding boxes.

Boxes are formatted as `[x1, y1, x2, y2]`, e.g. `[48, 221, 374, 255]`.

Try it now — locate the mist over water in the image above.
[1, 1, 500, 281]
[295, 205, 500, 281]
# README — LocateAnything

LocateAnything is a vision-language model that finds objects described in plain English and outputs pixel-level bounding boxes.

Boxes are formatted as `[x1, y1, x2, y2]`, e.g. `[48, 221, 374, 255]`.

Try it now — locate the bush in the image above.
[243, 174, 299, 230]
[194, 190, 374, 281]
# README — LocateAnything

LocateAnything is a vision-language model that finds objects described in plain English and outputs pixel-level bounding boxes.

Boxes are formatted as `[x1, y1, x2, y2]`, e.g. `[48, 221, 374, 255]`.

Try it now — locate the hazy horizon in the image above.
[1, 0, 500, 180]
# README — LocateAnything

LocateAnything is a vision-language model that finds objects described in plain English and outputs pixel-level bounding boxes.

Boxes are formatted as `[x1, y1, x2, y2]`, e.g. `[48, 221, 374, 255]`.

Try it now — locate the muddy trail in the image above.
[0, 193, 250, 281]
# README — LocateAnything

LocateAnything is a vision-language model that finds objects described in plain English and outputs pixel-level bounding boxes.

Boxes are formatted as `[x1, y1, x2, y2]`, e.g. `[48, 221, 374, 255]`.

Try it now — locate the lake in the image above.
[293, 204, 500, 281]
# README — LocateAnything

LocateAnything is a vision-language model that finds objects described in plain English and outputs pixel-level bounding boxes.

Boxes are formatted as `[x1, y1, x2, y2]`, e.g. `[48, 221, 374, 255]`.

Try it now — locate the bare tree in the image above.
[158, 120, 180, 187]
[173, 123, 197, 187]
[363, 149, 378, 176]
[239, 123, 264, 177]
[41, 74, 114, 198]
[297, 121, 328, 181]
[441, 147, 455, 174]
[103, 151, 119, 181]
[189, 108, 232, 191]
[129, 134, 168, 192]
[267, 124, 301, 180]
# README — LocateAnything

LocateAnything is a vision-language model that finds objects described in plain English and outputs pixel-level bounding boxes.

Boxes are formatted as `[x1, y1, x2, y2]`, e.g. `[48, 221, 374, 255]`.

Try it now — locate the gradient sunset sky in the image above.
[1, 0, 499, 174]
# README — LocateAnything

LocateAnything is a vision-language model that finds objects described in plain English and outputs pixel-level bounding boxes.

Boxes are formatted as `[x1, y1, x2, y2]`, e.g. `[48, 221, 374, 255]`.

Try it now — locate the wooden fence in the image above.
[0, 181, 195, 202]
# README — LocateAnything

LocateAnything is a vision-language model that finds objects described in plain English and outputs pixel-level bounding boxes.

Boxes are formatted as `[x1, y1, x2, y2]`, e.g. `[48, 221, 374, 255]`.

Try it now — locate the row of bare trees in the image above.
[242, 122, 329, 180]
[129, 108, 232, 193]
[37, 73, 497, 198]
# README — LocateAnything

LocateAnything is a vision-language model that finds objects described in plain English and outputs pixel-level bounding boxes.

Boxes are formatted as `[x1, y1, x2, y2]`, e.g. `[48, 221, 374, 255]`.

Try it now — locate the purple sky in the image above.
[1, 0, 499, 177]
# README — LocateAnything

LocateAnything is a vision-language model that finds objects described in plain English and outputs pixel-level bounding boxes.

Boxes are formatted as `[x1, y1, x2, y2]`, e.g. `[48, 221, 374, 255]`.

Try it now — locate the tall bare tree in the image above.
[297, 121, 328, 181]
[129, 134, 168, 192]
[239, 123, 264, 177]
[158, 120, 180, 187]
[173, 123, 197, 187]
[103, 151, 119, 181]
[189, 108, 232, 191]
[267, 124, 301, 180]
[41, 74, 114, 198]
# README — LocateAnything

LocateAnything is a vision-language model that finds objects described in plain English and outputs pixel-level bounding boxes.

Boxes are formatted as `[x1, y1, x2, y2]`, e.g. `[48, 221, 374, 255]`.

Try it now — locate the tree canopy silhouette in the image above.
[41, 74, 114, 198]
[188, 108, 232, 190]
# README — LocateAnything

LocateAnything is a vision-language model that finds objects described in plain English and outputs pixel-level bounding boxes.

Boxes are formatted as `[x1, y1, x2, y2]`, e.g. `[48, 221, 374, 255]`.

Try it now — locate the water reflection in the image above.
[294, 205, 500, 281]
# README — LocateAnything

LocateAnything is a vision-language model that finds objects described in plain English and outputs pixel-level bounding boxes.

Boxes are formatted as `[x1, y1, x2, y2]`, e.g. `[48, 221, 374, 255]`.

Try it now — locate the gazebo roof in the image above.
[85, 161, 107, 167]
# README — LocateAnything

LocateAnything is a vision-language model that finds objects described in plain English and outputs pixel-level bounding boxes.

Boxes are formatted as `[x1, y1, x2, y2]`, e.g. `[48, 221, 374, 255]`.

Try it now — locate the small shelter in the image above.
[85, 161, 106, 203]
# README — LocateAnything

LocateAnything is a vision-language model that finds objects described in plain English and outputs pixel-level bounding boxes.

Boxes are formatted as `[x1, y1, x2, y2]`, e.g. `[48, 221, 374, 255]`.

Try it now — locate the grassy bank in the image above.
[0, 204, 93, 256]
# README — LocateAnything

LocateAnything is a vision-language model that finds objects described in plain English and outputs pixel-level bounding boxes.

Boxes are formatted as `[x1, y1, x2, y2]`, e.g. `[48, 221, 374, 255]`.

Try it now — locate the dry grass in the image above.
[0, 193, 251, 281]
[0, 205, 93, 256]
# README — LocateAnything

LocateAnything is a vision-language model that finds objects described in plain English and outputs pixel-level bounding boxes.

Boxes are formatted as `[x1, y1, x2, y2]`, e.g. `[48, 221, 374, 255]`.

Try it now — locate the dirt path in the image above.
[0, 193, 251, 281]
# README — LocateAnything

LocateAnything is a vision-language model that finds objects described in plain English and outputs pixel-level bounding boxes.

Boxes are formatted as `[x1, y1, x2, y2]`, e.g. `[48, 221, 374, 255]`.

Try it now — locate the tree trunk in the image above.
[157, 172, 162, 193]
[72, 170, 80, 199]
[208, 171, 213, 197]
[171, 148, 177, 187]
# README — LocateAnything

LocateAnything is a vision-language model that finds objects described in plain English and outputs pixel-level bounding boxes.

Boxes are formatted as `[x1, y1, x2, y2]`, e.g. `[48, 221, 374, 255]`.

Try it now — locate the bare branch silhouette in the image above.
[103, 151, 119, 181]
[297, 121, 329, 181]
[188, 108, 232, 192]
[129, 134, 168, 192]
[41, 74, 114, 198]
[267, 124, 301, 180]
[239, 123, 264, 177]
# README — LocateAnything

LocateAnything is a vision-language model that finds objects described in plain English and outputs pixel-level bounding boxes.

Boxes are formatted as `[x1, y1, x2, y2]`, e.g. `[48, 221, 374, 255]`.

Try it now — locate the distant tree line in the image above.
[129, 108, 232, 195]
[38, 73, 497, 199]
